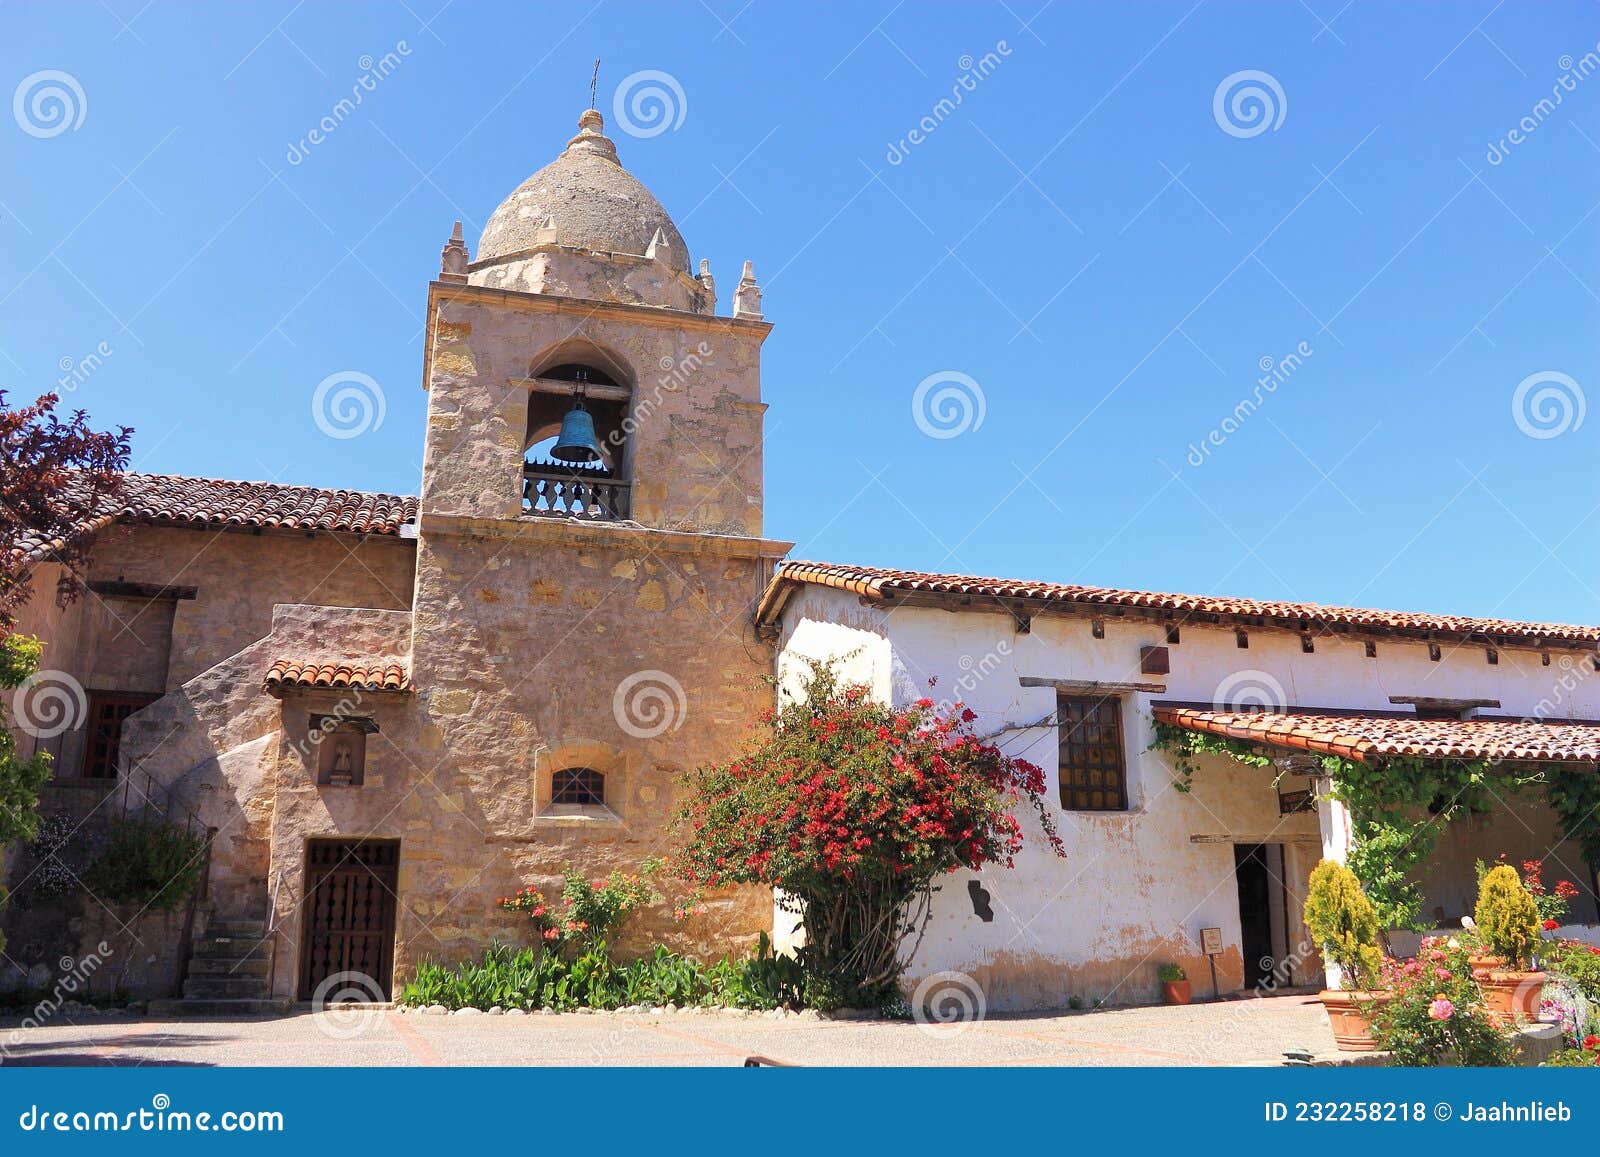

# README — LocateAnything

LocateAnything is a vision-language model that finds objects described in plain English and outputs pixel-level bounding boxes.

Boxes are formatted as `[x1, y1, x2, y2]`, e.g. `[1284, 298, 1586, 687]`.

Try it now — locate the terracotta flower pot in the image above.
[1481, 969, 1546, 1026]
[1319, 990, 1393, 1052]
[1161, 979, 1191, 1006]
[1468, 953, 1506, 982]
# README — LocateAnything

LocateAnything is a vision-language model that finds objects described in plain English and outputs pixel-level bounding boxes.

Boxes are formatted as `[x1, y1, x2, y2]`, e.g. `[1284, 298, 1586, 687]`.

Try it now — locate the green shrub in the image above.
[1474, 865, 1540, 969]
[399, 933, 802, 1012]
[1345, 820, 1425, 934]
[1303, 859, 1383, 990]
[1157, 963, 1185, 982]
[83, 819, 206, 912]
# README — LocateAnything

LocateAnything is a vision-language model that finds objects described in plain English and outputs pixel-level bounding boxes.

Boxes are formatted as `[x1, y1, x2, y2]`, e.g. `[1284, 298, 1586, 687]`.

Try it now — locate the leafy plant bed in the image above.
[400, 1002, 861, 1019]
[399, 934, 806, 1014]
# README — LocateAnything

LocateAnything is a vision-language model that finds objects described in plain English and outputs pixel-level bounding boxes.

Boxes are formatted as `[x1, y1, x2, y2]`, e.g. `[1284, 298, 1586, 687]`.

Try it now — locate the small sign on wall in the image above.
[1278, 788, 1317, 815]
[1200, 926, 1223, 956]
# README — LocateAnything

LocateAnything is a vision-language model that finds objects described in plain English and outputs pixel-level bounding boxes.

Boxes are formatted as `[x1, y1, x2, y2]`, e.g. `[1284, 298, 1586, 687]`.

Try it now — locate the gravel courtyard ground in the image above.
[0, 993, 1340, 1067]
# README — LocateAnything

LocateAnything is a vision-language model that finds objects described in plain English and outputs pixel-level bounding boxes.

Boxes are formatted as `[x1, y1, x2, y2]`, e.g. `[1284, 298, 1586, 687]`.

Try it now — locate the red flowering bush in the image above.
[1520, 858, 1580, 930]
[676, 663, 1064, 1008]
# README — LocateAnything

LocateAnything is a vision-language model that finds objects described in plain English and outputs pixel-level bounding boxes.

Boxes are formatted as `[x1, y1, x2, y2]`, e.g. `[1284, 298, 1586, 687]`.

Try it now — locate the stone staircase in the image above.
[148, 920, 292, 1016]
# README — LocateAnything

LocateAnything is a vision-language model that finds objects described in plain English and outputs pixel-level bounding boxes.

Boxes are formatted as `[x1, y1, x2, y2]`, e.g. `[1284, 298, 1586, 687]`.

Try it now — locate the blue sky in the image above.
[3, 1, 1597, 624]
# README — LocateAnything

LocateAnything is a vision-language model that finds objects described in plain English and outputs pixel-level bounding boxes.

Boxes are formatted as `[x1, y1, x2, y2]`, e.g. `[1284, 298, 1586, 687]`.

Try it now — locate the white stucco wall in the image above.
[777, 585, 1600, 1011]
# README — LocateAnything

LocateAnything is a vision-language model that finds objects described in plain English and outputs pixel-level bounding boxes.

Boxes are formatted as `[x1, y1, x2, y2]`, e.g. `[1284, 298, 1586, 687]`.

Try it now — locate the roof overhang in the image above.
[1151, 706, 1600, 766]
[264, 660, 413, 697]
[755, 561, 1600, 654]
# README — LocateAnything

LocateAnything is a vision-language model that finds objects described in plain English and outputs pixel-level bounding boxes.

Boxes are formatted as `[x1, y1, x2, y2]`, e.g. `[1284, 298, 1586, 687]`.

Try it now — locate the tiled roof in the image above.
[20, 471, 418, 560]
[757, 561, 1600, 651]
[1152, 706, 1600, 765]
[263, 660, 413, 694]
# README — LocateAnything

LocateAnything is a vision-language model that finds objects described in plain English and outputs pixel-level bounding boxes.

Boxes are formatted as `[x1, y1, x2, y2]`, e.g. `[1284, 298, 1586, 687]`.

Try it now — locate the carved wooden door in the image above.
[298, 839, 399, 1001]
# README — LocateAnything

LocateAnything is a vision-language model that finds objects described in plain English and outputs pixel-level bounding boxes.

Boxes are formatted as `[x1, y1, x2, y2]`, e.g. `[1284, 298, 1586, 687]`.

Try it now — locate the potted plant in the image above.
[1303, 859, 1390, 1051]
[1474, 864, 1546, 1025]
[1158, 962, 1190, 1005]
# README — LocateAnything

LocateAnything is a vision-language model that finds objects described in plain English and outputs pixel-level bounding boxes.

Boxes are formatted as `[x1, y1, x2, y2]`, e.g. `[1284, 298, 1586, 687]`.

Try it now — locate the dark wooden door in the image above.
[298, 839, 399, 1001]
[1234, 843, 1275, 989]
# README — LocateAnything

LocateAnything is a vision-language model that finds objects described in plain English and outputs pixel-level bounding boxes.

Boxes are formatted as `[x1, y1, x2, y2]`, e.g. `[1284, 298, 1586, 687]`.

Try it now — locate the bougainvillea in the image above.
[676, 662, 1064, 1008]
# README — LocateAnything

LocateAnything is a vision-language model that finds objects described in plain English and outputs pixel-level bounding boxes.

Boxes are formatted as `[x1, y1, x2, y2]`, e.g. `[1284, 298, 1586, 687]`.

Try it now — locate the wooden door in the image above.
[298, 839, 399, 1001]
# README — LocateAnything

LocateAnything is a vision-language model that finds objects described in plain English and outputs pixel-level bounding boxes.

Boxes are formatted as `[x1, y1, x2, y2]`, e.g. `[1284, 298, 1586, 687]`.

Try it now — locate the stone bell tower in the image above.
[418, 108, 773, 537]
[398, 108, 790, 964]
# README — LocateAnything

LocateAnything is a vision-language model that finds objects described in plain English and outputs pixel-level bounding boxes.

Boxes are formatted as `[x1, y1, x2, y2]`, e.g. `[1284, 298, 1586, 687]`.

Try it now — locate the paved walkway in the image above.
[0, 994, 1338, 1066]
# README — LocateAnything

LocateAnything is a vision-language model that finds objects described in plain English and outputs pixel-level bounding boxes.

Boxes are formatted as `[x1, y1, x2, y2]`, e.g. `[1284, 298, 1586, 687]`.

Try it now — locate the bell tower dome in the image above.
[469, 109, 708, 313]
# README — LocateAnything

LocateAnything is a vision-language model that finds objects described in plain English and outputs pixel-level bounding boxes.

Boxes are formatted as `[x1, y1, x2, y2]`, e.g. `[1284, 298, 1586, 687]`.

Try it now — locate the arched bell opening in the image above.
[522, 358, 635, 521]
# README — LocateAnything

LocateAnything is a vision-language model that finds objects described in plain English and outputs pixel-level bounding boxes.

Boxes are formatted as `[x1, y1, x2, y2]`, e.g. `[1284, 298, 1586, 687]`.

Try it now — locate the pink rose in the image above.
[1427, 997, 1454, 1021]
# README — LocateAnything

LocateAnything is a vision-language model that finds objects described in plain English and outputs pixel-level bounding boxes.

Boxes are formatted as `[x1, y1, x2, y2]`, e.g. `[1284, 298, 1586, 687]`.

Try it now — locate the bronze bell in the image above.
[551, 399, 603, 464]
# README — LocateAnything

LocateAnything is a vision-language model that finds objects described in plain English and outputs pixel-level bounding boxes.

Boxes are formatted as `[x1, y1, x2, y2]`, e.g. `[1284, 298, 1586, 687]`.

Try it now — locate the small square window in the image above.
[1057, 693, 1127, 811]
[551, 767, 605, 806]
[79, 692, 160, 780]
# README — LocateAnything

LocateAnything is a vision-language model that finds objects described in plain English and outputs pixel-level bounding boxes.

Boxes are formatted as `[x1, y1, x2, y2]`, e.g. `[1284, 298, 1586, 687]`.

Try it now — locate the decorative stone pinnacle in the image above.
[732, 259, 763, 320]
[697, 258, 717, 311]
[645, 227, 670, 262]
[439, 219, 469, 283]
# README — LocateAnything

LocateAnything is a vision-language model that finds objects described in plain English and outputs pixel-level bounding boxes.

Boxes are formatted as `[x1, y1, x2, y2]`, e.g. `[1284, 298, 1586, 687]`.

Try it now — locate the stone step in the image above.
[148, 997, 293, 1018]
[185, 955, 271, 977]
[191, 937, 274, 961]
[205, 920, 268, 939]
[183, 975, 273, 999]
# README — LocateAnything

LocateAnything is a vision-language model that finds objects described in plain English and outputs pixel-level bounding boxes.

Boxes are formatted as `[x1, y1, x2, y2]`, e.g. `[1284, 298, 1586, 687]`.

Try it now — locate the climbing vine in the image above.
[1148, 720, 1596, 936]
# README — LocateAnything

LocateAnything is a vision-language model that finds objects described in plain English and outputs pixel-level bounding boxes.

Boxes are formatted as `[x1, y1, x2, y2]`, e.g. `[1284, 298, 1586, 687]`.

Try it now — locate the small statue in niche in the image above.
[329, 740, 354, 785]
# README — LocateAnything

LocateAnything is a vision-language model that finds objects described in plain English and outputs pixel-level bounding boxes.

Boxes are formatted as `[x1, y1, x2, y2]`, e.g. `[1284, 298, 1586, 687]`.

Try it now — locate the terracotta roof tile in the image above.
[263, 660, 412, 694]
[757, 561, 1599, 651]
[1152, 706, 1600, 765]
[20, 471, 418, 561]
